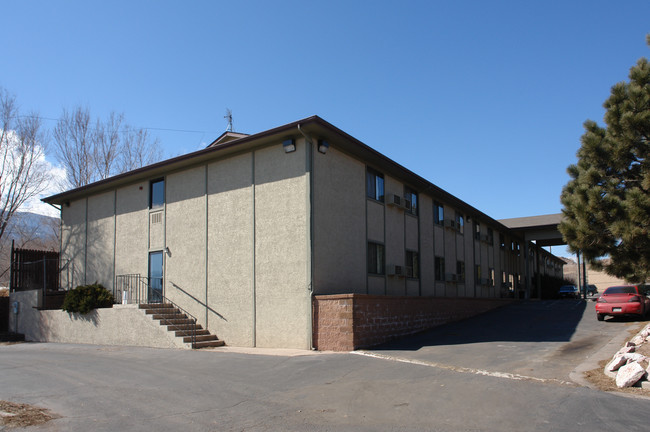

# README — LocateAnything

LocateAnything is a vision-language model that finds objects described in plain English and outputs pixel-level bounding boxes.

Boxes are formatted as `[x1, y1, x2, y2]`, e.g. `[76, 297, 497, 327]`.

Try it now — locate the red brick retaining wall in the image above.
[312, 294, 514, 351]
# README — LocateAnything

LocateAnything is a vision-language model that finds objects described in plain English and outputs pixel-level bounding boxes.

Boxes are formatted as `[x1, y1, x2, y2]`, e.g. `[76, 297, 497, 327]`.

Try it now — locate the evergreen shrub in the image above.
[62, 283, 114, 314]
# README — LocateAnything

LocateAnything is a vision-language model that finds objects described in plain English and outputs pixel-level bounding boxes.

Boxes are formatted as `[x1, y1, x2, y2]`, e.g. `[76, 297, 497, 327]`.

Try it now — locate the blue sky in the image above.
[2, 1, 649, 255]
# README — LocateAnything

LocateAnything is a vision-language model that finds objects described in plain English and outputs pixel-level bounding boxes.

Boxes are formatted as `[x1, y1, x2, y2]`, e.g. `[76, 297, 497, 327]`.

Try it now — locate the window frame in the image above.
[456, 260, 465, 283]
[455, 212, 464, 234]
[406, 250, 419, 279]
[366, 167, 385, 203]
[434, 256, 445, 281]
[404, 186, 418, 216]
[367, 242, 385, 275]
[434, 202, 444, 225]
[150, 178, 165, 209]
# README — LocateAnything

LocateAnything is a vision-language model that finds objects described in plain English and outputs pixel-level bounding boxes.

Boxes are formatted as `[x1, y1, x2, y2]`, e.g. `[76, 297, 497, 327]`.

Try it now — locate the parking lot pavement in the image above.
[365, 299, 646, 382]
[1, 301, 649, 432]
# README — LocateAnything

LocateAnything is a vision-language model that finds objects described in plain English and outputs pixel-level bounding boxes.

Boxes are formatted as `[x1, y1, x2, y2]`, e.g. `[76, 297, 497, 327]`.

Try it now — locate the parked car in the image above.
[595, 285, 650, 321]
[587, 284, 598, 296]
[558, 285, 579, 299]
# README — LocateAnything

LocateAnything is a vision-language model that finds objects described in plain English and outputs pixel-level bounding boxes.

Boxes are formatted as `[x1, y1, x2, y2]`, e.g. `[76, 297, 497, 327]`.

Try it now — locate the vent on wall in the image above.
[151, 212, 163, 225]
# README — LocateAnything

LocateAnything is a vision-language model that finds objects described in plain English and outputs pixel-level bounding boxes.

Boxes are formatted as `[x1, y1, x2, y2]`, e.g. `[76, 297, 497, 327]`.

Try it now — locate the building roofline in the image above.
[42, 115, 546, 238]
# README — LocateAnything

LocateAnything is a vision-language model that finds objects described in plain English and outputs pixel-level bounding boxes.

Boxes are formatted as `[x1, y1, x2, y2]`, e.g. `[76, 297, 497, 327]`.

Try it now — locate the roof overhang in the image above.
[499, 214, 565, 247]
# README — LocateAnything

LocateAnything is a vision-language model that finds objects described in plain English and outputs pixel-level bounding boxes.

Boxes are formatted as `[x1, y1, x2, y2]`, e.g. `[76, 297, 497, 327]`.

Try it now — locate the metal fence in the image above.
[10, 243, 60, 293]
[114, 274, 163, 304]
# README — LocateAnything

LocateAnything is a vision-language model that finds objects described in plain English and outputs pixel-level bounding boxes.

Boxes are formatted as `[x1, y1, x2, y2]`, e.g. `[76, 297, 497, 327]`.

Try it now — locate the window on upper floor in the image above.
[499, 233, 505, 249]
[434, 202, 444, 225]
[474, 221, 481, 241]
[366, 168, 385, 202]
[367, 242, 385, 275]
[150, 178, 164, 209]
[456, 213, 464, 234]
[406, 250, 419, 279]
[404, 186, 418, 216]
[487, 227, 494, 245]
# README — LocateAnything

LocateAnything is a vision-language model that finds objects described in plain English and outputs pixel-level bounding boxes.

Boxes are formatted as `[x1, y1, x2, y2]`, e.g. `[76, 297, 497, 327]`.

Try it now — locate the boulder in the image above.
[617, 345, 636, 355]
[624, 353, 647, 364]
[606, 355, 627, 372]
[616, 362, 646, 388]
[631, 335, 645, 346]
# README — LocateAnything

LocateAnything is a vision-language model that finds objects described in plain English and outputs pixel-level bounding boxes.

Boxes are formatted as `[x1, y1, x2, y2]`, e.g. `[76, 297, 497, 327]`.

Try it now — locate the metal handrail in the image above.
[114, 274, 197, 348]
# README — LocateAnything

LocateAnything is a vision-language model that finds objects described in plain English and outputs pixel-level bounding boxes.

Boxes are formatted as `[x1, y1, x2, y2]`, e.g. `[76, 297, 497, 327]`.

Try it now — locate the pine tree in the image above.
[560, 35, 650, 283]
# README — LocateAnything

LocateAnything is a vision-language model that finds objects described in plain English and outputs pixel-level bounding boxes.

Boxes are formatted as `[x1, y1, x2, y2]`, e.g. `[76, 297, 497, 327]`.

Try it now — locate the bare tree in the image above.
[53, 107, 161, 188]
[0, 87, 49, 245]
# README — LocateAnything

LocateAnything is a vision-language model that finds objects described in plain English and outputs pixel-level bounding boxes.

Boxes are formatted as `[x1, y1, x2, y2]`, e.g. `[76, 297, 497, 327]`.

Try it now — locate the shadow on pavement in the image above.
[374, 300, 589, 351]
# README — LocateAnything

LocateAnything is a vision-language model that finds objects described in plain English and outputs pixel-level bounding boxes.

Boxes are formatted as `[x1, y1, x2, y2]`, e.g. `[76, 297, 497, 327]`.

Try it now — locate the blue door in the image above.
[148, 251, 163, 303]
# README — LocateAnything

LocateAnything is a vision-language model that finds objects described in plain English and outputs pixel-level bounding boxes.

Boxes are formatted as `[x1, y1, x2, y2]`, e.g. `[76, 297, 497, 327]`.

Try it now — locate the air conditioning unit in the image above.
[388, 194, 403, 208]
[387, 265, 404, 276]
[445, 273, 457, 282]
[444, 219, 456, 230]
[405, 266, 414, 278]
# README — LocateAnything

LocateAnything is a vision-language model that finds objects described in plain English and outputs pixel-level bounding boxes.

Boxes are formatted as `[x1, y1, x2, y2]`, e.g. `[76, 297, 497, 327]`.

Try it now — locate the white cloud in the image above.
[20, 155, 67, 218]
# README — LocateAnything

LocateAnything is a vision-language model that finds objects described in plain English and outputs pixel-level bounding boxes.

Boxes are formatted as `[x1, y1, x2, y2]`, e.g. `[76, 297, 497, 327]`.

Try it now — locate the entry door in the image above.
[148, 251, 164, 303]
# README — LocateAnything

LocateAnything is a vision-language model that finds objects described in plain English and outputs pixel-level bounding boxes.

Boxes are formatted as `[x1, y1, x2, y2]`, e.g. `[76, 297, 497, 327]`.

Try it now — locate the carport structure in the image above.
[499, 213, 571, 299]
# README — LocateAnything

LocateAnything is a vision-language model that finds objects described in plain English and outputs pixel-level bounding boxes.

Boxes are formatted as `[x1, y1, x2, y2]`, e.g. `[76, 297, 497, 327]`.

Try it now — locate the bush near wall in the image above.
[62, 283, 114, 314]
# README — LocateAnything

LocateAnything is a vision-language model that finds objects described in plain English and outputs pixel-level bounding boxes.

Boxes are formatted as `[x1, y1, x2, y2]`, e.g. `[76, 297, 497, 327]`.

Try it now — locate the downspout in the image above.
[297, 123, 315, 350]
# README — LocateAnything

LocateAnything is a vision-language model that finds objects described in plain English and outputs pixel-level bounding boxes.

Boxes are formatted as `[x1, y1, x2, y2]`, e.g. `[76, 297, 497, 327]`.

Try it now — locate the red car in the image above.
[595, 285, 650, 321]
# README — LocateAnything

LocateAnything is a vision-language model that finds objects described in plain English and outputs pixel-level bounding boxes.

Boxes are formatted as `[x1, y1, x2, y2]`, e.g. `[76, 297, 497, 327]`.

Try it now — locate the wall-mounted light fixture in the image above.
[283, 138, 296, 153]
[317, 139, 329, 154]
[165, 246, 172, 257]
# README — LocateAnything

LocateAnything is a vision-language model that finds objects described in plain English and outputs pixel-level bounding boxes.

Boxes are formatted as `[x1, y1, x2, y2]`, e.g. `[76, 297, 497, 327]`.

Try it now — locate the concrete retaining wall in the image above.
[9, 289, 188, 349]
[312, 294, 514, 351]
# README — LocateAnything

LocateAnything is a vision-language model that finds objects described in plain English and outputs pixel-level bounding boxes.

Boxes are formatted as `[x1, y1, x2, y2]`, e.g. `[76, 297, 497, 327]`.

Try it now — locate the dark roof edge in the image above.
[42, 115, 323, 204]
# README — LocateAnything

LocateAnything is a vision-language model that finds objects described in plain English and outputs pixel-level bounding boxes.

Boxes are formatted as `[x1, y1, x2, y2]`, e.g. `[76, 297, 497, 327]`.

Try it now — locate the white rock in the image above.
[606, 355, 627, 372]
[624, 353, 648, 363]
[617, 345, 636, 355]
[631, 335, 645, 346]
[616, 362, 646, 388]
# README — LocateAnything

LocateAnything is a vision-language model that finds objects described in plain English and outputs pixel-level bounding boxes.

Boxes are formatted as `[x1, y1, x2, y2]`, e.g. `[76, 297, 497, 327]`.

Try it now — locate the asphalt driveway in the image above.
[366, 299, 644, 382]
[1, 299, 648, 431]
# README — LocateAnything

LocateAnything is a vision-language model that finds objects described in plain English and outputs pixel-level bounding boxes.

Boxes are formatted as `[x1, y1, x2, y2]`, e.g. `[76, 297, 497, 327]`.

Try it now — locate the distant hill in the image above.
[4, 211, 59, 250]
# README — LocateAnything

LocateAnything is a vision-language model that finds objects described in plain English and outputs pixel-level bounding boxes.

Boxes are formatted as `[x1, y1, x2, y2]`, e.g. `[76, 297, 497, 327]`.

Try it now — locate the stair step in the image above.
[151, 313, 186, 320]
[194, 339, 225, 349]
[139, 303, 174, 310]
[145, 308, 182, 315]
[166, 323, 203, 331]
[160, 318, 195, 325]
[175, 329, 210, 337]
[183, 334, 218, 343]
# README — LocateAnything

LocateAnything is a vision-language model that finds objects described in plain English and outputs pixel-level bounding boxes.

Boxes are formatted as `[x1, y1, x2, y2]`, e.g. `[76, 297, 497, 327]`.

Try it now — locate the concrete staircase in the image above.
[139, 303, 224, 349]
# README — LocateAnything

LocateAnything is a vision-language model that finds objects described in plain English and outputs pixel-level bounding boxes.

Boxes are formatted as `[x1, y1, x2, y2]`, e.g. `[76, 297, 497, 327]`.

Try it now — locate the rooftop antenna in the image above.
[224, 108, 233, 132]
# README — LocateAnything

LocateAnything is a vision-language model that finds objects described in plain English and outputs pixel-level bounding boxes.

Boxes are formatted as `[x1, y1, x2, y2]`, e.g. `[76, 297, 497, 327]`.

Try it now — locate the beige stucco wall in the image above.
[9, 290, 187, 348]
[207, 152, 254, 347]
[86, 191, 115, 290]
[61, 198, 87, 289]
[313, 146, 366, 295]
[385, 176, 405, 296]
[165, 166, 207, 328]
[253, 143, 310, 349]
[419, 194, 434, 297]
[115, 182, 148, 280]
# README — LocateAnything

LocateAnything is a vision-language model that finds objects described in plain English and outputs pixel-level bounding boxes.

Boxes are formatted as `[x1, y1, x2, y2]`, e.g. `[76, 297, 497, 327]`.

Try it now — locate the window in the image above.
[487, 227, 494, 245]
[475, 265, 481, 283]
[435, 256, 445, 281]
[406, 250, 419, 278]
[366, 168, 385, 202]
[456, 260, 465, 282]
[434, 202, 444, 225]
[474, 222, 481, 241]
[500, 233, 505, 249]
[404, 186, 418, 216]
[489, 268, 495, 287]
[455, 213, 464, 234]
[516, 242, 521, 256]
[367, 242, 385, 275]
[150, 178, 164, 209]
